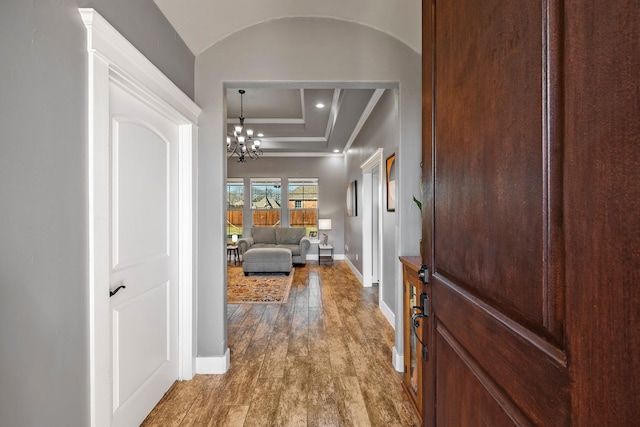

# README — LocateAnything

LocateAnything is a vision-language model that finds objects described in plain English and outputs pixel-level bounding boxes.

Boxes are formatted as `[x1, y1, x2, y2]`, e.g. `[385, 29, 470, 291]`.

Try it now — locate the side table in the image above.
[318, 244, 334, 264]
[227, 244, 240, 265]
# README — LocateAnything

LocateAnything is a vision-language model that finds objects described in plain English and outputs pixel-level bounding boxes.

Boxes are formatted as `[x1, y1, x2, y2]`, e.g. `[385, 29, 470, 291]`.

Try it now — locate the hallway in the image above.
[142, 261, 419, 426]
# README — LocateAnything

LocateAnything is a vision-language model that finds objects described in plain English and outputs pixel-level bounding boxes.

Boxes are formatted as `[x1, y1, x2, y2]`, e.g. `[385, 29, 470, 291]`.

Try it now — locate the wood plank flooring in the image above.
[142, 261, 419, 426]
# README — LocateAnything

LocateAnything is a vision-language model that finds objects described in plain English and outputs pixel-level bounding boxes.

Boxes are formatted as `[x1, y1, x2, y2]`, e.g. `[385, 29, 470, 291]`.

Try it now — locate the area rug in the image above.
[227, 266, 294, 304]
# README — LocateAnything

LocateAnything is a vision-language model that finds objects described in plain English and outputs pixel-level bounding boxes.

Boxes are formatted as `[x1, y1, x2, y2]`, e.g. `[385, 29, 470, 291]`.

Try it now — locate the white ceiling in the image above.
[225, 87, 386, 156]
[153, 0, 422, 55]
[153, 1, 420, 157]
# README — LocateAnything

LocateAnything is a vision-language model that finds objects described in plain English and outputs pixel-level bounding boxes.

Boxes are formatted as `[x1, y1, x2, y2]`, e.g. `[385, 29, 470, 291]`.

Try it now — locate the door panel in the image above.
[436, 331, 527, 426]
[434, 0, 546, 329]
[432, 278, 568, 422]
[112, 121, 169, 268]
[113, 281, 170, 406]
[425, 0, 568, 424]
[109, 83, 179, 426]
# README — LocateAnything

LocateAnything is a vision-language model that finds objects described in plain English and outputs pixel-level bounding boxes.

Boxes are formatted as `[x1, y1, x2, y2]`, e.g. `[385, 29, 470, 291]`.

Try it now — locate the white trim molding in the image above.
[392, 346, 404, 373]
[343, 89, 386, 153]
[196, 349, 231, 374]
[360, 148, 385, 289]
[80, 8, 201, 427]
[360, 147, 385, 172]
[379, 299, 395, 329]
[79, 9, 200, 123]
[344, 256, 364, 284]
[179, 123, 197, 381]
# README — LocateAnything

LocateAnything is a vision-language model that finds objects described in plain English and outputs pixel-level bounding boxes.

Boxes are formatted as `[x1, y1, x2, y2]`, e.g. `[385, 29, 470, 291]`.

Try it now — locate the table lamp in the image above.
[318, 219, 332, 246]
[232, 234, 238, 244]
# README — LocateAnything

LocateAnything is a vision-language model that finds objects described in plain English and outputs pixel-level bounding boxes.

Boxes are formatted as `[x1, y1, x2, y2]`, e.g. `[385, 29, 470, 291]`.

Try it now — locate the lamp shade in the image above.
[318, 219, 332, 230]
[232, 234, 238, 243]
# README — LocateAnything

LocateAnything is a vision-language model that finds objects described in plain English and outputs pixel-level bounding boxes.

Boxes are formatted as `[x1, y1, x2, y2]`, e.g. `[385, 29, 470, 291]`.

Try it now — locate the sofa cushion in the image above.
[276, 227, 305, 245]
[277, 244, 301, 256]
[252, 243, 277, 250]
[252, 227, 276, 244]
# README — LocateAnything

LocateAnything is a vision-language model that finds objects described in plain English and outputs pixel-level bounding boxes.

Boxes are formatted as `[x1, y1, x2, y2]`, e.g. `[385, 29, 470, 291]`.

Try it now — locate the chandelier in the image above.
[227, 89, 263, 162]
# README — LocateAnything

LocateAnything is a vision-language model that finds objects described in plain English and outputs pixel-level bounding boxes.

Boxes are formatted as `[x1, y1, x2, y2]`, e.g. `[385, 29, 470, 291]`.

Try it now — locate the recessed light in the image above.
[257, 133, 264, 137]
[333, 149, 340, 153]
[316, 103, 325, 108]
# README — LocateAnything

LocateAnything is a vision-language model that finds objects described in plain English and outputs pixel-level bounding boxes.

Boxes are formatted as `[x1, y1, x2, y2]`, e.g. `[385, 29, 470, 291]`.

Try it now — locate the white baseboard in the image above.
[380, 299, 395, 329]
[306, 253, 346, 261]
[196, 348, 230, 374]
[344, 257, 363, 284]
[392, 346, 404, 372]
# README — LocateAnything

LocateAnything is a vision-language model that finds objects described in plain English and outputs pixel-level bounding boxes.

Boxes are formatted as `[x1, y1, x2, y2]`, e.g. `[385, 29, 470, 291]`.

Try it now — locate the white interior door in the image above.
[109, 83, 179, 426]
[360, 149, 387, 321]
[361, 149, 385, 286]
[81, 10, 199, 426]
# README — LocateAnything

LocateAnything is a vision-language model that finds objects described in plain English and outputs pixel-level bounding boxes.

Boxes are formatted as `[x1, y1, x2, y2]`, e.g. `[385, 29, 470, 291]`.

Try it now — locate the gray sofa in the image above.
[238, 227, 311, 265]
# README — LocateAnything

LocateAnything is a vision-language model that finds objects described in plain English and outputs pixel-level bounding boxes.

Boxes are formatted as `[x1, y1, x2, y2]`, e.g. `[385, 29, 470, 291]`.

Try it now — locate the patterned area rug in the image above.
[227, 266, 294, 303]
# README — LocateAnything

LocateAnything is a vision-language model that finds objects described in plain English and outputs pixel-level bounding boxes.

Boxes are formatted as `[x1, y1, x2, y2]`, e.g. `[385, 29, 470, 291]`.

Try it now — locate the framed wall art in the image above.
[386, 153, 396, 212]
[346, 180, 357, 217]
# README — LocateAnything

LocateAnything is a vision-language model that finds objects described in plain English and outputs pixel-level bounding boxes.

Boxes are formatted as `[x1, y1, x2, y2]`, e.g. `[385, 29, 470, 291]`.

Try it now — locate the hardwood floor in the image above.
[142, 261, 420, 426]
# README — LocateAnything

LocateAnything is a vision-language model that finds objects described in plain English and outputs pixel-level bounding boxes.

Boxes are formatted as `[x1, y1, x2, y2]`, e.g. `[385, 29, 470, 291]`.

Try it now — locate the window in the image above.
[288, 178, 318, 237]
[251, 178, 281, 227]
[226, 178, 244, 238]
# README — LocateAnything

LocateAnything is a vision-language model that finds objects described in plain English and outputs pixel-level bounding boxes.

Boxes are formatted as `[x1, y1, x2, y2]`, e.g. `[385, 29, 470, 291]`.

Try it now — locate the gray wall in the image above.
[0, 1, 194, 425]
[196, 17, 421, 359]
[344, 89, 417, 315]
[228, 157, 346, 252]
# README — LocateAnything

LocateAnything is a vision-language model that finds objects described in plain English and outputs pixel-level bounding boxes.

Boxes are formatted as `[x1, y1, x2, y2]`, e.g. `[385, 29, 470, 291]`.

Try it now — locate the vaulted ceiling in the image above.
[153, 0, 421, 55]
[153, 1, 421, 157]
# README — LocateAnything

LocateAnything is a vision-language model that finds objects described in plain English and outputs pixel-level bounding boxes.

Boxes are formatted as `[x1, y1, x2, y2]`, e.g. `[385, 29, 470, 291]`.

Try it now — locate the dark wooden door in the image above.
[421, 0, 640, 425]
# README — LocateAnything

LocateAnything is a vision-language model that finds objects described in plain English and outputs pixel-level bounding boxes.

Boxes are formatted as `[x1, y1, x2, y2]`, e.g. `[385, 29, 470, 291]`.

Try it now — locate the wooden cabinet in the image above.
[400, 256, 430, 423]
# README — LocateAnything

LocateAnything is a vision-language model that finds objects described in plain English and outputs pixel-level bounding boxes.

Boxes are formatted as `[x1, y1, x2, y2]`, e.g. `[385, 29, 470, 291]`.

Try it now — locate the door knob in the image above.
[109, 281, 126, 297]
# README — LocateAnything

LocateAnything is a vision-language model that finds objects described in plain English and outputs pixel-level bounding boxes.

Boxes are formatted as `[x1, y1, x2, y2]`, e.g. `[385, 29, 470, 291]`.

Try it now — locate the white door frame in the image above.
[80, 9, 201, 427]
[361, 149, 388, 319]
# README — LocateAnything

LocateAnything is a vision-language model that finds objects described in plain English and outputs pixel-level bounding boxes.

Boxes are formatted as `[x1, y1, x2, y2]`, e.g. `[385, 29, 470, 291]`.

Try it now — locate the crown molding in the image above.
[79, 8, 201, 123]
